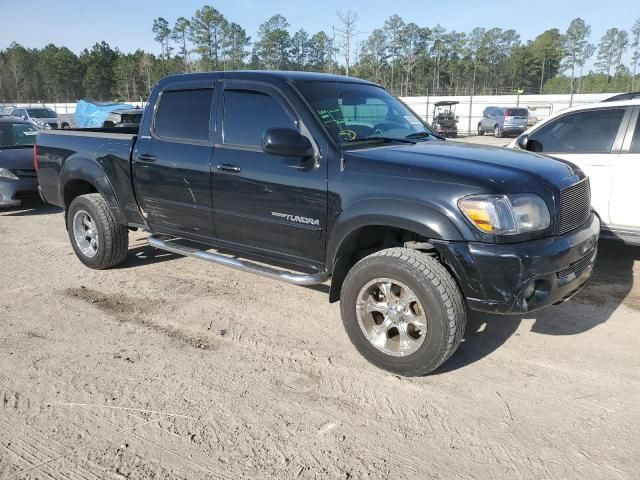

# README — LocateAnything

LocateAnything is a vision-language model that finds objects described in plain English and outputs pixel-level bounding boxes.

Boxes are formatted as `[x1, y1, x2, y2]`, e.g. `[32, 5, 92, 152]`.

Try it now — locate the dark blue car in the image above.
[0, 118, 40, 207]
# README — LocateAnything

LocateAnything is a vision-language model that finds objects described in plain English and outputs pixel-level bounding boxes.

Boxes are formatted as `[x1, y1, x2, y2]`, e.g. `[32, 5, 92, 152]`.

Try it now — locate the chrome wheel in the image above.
[72, 210, 99, 258]
[356, 278, 428, 357]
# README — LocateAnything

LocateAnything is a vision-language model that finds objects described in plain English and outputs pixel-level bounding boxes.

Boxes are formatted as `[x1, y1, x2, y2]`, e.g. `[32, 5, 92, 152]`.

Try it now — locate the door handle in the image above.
[217, 163, 241, 173]
[138, 154, 156, 163]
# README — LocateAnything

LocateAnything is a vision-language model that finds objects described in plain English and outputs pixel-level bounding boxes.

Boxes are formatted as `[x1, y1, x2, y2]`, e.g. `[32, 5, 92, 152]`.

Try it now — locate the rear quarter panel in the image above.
[36, 130, 145, 226]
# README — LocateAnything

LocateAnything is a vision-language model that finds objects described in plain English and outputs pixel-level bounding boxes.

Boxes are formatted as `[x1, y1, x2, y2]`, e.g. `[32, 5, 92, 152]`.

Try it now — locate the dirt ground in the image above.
[1, 194, 639, 479]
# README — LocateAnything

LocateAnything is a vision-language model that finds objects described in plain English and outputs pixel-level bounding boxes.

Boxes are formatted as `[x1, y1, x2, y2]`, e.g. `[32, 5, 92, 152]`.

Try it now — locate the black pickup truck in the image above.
[36, 71, 600, 375]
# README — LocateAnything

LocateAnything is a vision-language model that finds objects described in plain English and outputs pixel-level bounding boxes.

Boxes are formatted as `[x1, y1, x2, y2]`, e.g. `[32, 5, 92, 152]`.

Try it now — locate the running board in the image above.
[147, 235, 330, 286]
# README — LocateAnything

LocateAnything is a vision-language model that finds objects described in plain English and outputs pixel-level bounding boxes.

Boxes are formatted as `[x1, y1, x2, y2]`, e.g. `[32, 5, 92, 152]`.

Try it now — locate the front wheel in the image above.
[477, 123, 484, 136]
[340, 248, 466, 376]
[67, 193, 129, 269]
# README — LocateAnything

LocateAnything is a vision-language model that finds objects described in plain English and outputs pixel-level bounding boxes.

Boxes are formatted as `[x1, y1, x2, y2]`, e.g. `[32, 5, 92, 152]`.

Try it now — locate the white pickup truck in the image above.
[510, 99, 640, 244]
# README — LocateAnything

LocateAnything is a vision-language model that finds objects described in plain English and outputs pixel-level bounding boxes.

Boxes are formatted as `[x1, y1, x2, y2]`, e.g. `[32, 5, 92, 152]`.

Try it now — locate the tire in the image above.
[477, 123, 484, 136]
[340, 248, 466, 376]
[494, 125, 502, 138]
[66, 193, 129, 269]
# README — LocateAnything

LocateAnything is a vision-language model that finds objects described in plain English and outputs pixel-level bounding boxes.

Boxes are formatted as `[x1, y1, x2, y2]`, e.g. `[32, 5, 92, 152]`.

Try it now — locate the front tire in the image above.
[67, 193, 129, 269]
[477, 123, 484, 136]
[340, 248, 466, 376]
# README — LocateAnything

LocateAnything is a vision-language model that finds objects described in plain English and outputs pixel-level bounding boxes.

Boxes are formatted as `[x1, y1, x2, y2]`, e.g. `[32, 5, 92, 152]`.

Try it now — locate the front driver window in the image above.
[529, 108, 625, 154]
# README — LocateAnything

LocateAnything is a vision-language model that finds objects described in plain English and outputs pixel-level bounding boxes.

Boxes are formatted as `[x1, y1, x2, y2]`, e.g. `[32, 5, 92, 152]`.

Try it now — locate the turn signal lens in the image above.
[463, 207, 494, 232]
[458, 194, 550, 236]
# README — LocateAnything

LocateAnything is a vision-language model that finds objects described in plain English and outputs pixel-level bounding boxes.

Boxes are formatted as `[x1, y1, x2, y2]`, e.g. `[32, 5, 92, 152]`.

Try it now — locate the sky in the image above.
[0, 0, 638, 66]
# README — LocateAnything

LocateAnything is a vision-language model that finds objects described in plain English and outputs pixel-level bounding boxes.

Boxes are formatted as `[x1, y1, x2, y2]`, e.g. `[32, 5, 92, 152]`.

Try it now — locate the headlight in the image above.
[43, 123, 52, 129]
[0, 168, 19, 180]
[458, 194, 550, 235]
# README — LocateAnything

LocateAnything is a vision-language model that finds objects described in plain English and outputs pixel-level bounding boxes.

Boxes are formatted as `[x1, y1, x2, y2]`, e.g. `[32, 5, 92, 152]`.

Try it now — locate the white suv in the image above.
[510, 100, 640, 244]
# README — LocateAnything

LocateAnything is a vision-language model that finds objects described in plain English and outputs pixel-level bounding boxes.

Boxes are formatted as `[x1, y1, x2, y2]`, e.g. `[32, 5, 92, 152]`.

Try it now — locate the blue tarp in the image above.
[75, 100, 134, 128]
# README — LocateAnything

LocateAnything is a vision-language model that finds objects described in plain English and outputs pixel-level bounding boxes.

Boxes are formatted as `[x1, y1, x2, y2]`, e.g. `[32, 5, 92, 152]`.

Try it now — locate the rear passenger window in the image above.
[223, 90, 296, 146]
[154, 89, 213, 142]
[529, 108, 625, 153]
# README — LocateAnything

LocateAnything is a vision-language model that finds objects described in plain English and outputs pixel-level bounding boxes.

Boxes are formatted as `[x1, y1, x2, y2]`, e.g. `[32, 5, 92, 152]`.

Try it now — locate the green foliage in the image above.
[1, 9, 638, 104]
[80, 42, 118, 101]
[253, 14, 291, 70]
[595, 28, 629, 76]
[189, 6, 227, 70]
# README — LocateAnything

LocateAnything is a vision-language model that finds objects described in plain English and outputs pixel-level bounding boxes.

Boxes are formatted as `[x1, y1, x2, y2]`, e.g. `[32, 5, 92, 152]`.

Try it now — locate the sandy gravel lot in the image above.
[1, 197, 639, 480]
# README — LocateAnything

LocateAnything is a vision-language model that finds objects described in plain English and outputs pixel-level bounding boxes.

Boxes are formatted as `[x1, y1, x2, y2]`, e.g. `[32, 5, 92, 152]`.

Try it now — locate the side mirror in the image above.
[516, 134, 529, 150]
[262, 128, 314, 158]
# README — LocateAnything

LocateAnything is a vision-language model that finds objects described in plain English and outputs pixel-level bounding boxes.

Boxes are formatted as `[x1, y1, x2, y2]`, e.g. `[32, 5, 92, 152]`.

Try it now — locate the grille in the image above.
[558, 179, 591, 235]
[558, 251, 596, 279]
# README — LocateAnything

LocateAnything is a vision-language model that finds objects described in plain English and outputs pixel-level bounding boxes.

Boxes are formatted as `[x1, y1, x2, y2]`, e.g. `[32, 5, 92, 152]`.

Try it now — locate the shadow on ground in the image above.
[435, 239, 638, 374]
[0, 198, 61, 216]
[118, 243, 181, 269]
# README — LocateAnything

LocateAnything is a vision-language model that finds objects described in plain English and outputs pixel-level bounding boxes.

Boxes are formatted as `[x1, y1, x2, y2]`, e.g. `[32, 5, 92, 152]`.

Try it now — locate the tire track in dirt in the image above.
[0, 368, 231, 480]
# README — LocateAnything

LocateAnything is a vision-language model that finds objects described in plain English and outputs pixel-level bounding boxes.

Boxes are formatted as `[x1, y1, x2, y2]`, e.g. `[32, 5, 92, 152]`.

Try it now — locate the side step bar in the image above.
[147, 235, 330, 286]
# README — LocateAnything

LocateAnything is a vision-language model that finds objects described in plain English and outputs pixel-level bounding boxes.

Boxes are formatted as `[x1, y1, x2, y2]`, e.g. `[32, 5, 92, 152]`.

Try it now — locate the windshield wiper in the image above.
[405, 131, 445, 140]
[347, 135, 416, 145]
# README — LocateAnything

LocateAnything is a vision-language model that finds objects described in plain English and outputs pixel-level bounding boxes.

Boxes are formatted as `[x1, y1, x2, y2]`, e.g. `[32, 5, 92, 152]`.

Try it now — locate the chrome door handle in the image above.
[138, 154, 156, 163]
[217, 164, 241, 173]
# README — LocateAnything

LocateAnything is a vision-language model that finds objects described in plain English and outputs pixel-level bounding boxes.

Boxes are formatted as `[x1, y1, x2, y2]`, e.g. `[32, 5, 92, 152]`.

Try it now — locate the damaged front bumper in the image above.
[439, 213, 600, 314]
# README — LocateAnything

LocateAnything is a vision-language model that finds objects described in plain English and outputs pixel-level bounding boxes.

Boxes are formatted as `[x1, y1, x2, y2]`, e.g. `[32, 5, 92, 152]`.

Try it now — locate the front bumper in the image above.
[440, 213, 600, 314]
[0, 177, 39, 207]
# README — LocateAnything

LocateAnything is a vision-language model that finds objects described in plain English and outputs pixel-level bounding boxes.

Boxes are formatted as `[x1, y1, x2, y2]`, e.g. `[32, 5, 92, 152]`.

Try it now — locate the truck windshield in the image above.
[0, 122, 39, 148]
[297, 81, 435, 147]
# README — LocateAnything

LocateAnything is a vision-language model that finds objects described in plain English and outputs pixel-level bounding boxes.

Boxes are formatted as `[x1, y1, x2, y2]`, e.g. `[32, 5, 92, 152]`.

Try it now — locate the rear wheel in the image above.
[494, 125, 502, 138]
[67, 193, 129, 269]
[340, 248, 466, 376]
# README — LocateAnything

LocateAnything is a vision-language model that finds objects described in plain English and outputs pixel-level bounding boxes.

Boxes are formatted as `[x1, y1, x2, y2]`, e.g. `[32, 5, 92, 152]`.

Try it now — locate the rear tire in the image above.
[67, 193, 129, 269]
[494, 125, 502, 138]
[340, 248, 466, 376]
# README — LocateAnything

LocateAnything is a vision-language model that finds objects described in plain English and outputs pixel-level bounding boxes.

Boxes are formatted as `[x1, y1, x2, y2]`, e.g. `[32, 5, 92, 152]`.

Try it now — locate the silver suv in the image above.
[10, 107, 69, 129]
[478, 107, 529, 138]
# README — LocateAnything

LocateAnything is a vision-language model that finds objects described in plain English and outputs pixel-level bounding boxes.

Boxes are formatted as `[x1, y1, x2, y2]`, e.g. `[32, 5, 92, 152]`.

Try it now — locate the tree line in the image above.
[1, 7, 639, 104]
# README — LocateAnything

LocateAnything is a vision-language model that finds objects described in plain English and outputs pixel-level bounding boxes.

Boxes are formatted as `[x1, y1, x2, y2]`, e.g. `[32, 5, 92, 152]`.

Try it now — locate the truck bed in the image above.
[35, 128, 145, 227]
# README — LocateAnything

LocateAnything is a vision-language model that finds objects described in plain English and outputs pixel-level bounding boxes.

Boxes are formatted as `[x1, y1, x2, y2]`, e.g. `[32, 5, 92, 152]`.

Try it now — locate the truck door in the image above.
[211, 81, 327, 269]
[133, 87, 216, 240]
[609, 107, 640, 230]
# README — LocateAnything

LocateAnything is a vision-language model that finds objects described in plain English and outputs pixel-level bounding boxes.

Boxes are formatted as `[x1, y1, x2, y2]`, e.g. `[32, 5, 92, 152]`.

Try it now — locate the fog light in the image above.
[523, 282, 536, 301]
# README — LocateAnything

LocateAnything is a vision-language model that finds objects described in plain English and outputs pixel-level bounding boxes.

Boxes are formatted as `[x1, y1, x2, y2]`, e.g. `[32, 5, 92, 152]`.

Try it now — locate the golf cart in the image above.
[431, 101, 459, 138]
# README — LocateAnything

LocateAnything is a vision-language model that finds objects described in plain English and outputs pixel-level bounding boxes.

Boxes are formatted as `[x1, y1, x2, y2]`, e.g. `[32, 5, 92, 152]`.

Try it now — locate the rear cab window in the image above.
[153, 89, 214, 142]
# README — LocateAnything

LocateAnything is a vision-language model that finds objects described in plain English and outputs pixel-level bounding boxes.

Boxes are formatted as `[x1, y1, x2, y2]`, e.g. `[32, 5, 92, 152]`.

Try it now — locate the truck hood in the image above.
[0, 147, 34, 170]
[344, 140, 584, 193]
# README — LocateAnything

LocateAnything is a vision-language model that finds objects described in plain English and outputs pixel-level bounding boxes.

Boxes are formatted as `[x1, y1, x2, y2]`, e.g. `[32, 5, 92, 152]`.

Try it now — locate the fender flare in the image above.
[59, 156, 127, 225]
[325, 198, 466, 303]
[326, 198, 465, 267]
